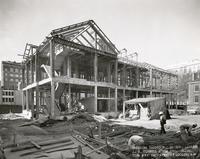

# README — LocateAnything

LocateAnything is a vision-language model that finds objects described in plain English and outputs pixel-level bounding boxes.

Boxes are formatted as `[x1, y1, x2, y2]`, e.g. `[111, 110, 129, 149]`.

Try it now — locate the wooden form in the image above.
[21, 20, 178, 118]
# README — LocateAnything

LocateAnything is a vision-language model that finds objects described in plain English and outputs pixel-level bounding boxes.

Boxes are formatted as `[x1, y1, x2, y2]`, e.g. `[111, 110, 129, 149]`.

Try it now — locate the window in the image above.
[10, 68, 13, 72]
[15, 68, 18, 73]
[195, 85, 200, 92]
[194, 96, 199, 103]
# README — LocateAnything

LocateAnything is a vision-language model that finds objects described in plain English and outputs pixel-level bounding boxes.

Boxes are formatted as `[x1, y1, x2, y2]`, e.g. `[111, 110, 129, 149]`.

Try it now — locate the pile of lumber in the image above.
[5, 137, 77, 158]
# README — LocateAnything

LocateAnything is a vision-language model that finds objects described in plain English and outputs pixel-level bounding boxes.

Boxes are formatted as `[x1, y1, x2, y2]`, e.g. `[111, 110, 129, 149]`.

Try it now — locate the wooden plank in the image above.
[30, 141, 41, 149]
[20, 142, 74, 156]
[80, 34, 94, 48]
[11, 137, 72, 152]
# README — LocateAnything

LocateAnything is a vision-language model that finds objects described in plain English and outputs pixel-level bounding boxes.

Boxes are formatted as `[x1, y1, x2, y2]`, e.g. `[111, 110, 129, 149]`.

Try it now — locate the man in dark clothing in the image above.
[159, 111, 166, 134]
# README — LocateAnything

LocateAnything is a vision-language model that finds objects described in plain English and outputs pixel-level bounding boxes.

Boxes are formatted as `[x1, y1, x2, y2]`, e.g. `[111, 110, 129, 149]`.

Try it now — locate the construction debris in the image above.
[0, 110, 31, 120]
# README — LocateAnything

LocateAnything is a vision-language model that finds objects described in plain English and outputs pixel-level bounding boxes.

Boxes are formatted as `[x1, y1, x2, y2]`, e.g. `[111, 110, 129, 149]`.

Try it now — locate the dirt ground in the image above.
[0, 114, 200, 158]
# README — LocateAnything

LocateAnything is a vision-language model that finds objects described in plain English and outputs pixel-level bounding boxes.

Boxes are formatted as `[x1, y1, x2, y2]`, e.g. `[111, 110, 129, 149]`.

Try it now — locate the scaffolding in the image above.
[21, 20, 178, 118]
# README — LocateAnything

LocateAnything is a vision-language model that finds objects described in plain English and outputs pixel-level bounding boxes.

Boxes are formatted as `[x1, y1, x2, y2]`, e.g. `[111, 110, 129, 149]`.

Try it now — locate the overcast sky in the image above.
[0, 0, 200, 72]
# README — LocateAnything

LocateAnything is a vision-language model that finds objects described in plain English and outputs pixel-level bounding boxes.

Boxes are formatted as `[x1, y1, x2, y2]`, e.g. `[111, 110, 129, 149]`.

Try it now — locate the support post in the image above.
[63, 56, 67, 76]
[67, 55, 71, 77]
[98, 122, 102, 139]
[30, 47, 34, 83]
[68, 84, 71, 112]
[50, 39, 55, 118]
[136, 91, 139, 98]
[21, 91, 25, 110]
[123, 89, 125, 101]
[94, 53, 98, 82]
[26, 62, 29, 86]
[114, 88, 118, 112]
[150, 68, 153, 97]
[122, 64, 126, 87]
[108, 88, 111, 111]
[25, 90, 29, 110]
[115, 60, 118, 85]
[123, 102, 125, 119]
[107, 63, 111, 83]
[175, 93, 178, 109]
[35, 52, 39, 119]
[22, 65, 25, 88]
[50, 81, 55, 117]
[94, 85, 97, 112]
[30, 89, 34, 119]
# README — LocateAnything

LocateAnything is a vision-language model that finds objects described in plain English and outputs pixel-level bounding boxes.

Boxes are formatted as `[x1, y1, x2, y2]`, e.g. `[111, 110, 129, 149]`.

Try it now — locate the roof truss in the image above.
[50, 20, 119, 56]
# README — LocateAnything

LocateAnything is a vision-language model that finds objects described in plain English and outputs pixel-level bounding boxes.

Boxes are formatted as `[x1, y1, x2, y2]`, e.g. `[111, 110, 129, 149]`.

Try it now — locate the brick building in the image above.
[188, 81, 200, 113]
[0, 61, 22, 106]
[1, 61, 22, 90]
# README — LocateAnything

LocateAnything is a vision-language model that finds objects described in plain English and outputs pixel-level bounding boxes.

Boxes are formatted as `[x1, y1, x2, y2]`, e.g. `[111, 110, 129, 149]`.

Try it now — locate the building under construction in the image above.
[21, 20, 178, 118]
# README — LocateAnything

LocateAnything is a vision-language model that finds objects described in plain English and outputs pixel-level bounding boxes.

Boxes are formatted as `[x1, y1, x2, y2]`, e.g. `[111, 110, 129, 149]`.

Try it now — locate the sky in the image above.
[0, 0, 200, 73]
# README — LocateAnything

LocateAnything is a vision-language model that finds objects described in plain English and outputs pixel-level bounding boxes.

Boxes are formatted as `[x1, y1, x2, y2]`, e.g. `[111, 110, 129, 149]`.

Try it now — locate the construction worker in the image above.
[159, 111, 166, 134]
[179, 123, 197, 136]
[128, 135, 144, 158]
[179, 123, 197, 143]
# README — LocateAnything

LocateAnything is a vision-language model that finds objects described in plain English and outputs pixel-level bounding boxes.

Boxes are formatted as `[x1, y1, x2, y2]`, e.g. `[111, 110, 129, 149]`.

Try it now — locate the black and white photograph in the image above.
[0, 0, 200, 158]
